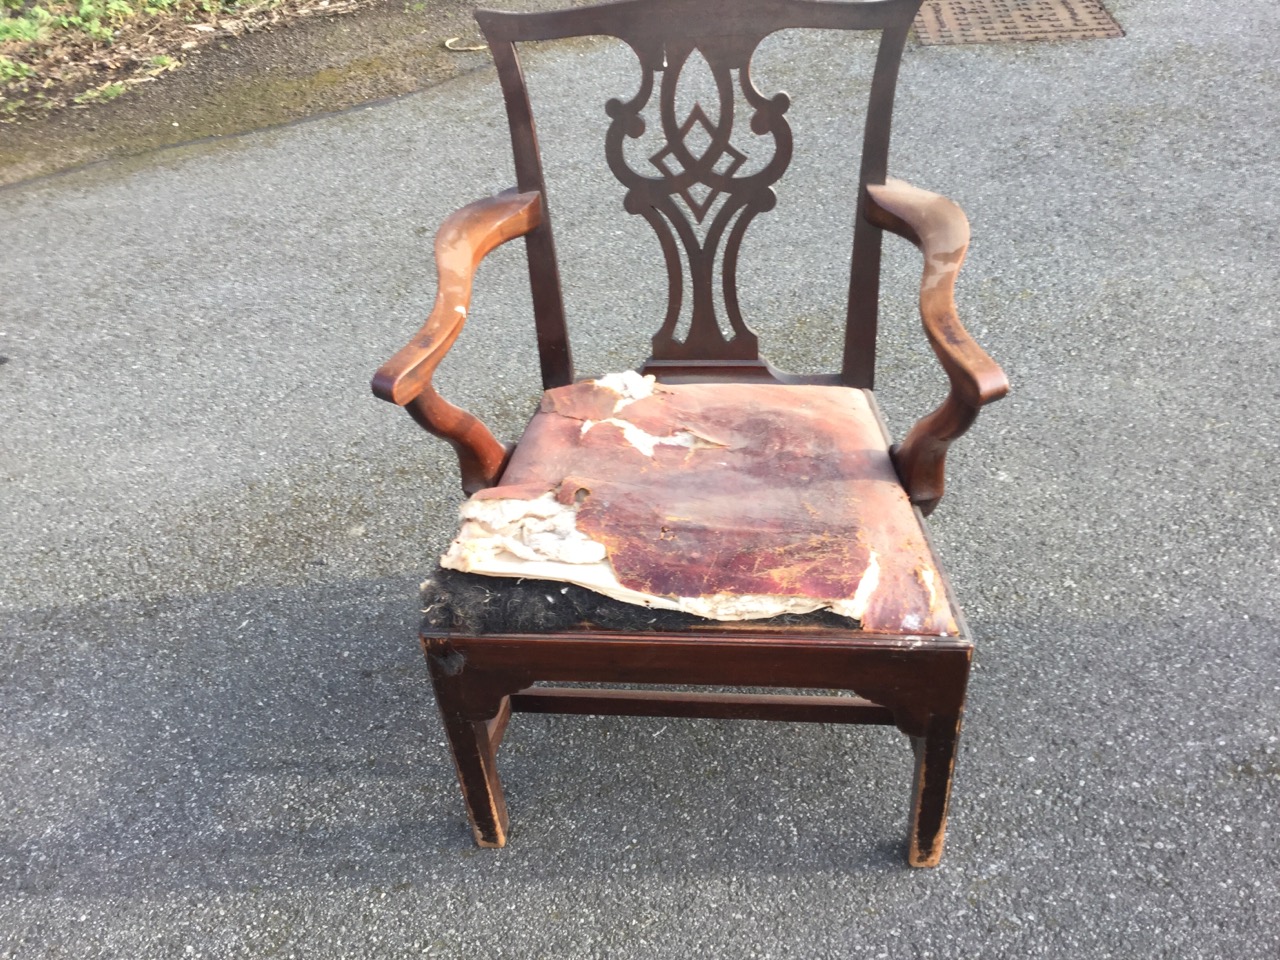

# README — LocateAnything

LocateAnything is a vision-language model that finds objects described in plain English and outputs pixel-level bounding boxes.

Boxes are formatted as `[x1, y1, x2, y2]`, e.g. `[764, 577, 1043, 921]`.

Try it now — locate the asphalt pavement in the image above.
[2, 0, 1278, 955]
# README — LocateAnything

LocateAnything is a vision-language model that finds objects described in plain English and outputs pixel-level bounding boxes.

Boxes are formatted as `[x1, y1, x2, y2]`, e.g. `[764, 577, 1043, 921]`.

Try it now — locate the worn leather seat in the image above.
[437, 373, 957, 634]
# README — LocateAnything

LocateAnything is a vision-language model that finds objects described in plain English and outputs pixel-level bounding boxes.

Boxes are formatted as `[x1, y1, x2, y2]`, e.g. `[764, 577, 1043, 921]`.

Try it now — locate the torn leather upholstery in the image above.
[440, 373, 958, 634]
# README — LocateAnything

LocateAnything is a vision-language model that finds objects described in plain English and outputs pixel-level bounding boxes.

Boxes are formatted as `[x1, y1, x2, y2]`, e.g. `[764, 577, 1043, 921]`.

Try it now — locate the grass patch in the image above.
[72, 78, 125, 101]
[0, 0, 366, 120]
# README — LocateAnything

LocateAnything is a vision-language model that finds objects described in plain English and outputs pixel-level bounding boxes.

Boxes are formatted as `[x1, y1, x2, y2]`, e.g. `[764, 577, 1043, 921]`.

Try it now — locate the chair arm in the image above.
[864, 178, 1009, 515]
[372, 189, 542, 494]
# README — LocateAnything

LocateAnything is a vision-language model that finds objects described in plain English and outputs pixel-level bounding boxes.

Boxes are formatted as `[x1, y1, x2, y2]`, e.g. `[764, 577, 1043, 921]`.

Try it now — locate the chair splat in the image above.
[479, 0, 925, 383]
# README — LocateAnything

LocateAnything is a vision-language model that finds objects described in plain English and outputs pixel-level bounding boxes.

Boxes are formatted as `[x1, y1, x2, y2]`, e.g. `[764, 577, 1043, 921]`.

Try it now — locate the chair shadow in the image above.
[5, 573, 949, 902]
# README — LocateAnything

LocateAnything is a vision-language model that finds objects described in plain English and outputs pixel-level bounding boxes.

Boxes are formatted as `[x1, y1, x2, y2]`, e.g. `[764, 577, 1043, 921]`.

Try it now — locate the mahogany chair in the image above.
[373, 0, 1007, 867]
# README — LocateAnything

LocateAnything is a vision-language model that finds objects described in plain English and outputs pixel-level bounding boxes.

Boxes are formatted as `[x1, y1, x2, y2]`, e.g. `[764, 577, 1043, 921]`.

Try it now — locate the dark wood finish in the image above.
[486, 694, 513, 749]
[428, 650, 511, 846]
[423, 629, 971, 866]
[842, 15, 915, 388]
[487, 37, 575, 390]
[908, 712, 965, 867]
[423, 632, 970, 736]
[374, 0, 1010, 867]
[478, 0, 927, 382]
[510, 687, 897, 724]
[866, 178, 1009, 513]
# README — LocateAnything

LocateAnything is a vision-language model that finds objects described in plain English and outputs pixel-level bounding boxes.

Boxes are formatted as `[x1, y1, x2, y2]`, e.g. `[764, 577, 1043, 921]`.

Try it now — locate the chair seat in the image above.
[439, 373, 958, 635]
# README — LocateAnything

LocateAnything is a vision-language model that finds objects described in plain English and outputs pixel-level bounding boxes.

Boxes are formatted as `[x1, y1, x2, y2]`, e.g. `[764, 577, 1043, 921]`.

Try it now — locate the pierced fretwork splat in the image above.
[605, 39, 793, 361]
[479, 0, 925, 387]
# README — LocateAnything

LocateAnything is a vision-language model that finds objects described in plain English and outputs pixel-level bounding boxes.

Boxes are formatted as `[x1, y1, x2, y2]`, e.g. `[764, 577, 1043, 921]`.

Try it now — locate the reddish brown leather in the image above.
[471, 380, 957, 635]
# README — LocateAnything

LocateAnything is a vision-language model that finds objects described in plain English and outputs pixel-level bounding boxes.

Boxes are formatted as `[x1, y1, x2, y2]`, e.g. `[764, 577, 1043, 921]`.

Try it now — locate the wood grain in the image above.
[866, 178, 1009, 513]
[372, 189, 542, 493]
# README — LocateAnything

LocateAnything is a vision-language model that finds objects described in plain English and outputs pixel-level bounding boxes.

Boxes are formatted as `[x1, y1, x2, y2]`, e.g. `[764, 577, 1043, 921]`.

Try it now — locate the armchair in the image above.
[373, 0, 1007, 867]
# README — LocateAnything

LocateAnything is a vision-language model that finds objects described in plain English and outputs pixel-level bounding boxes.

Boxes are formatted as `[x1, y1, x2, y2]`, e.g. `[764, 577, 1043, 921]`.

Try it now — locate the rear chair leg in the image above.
[907, 713, 963, 867]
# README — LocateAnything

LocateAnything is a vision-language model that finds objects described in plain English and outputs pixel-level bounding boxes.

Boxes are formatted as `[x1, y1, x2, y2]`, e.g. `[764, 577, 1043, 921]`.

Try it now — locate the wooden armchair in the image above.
[373, 0, 1007, 867]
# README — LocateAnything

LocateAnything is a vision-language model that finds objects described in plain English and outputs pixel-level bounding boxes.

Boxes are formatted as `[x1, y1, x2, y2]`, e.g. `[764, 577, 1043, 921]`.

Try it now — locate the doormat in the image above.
[914, 0, 1124, 45]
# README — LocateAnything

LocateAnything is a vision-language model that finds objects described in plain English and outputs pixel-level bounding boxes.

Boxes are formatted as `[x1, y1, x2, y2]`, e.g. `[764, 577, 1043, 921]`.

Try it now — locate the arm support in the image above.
[865, 178, 1009, 515]
[372, 189, 542, 494]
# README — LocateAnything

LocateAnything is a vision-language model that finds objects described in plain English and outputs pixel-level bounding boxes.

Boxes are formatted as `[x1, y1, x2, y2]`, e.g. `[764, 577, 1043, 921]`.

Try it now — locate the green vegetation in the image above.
[0, 0, 179, 46]
[72, 77, 124, 101]
[0, 0, 294, 119]
[0, 54, 33, 79]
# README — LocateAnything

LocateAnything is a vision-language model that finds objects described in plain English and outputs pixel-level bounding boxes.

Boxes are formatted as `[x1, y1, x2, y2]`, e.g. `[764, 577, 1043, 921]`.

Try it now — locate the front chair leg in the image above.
[425, 639, 515, 847]
[438, 704, 510, 847]
[906, 713, 963, 867]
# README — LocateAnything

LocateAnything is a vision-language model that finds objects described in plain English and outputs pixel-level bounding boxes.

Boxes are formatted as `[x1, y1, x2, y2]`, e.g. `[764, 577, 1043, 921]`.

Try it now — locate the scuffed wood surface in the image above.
[451, 377, 957, 634]
[371, 189, 543, 493]
[864, 178, 1009, 514]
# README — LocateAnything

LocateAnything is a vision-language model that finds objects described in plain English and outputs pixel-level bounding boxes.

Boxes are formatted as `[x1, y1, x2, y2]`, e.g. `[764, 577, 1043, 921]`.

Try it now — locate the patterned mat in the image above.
[915, 0, 1123, 45]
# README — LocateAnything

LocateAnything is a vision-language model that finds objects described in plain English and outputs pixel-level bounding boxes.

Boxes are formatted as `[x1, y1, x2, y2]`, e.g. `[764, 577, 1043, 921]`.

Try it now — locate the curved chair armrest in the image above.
[372, 189, 542, 494]
[865, 178, 1009, 515]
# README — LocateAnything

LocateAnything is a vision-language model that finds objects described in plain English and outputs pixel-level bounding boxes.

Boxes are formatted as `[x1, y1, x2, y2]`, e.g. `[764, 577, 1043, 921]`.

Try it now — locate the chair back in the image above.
[478, 0, 925, 388]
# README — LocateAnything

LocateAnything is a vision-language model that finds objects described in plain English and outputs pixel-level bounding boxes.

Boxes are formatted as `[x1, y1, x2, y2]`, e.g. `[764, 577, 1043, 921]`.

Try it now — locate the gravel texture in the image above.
[2, 0, 1278, 956]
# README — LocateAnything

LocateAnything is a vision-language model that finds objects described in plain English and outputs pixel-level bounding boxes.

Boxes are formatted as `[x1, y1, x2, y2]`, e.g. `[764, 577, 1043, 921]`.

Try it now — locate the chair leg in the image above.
[438, 705, 510, 847]
[906, 713, 963, 867]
